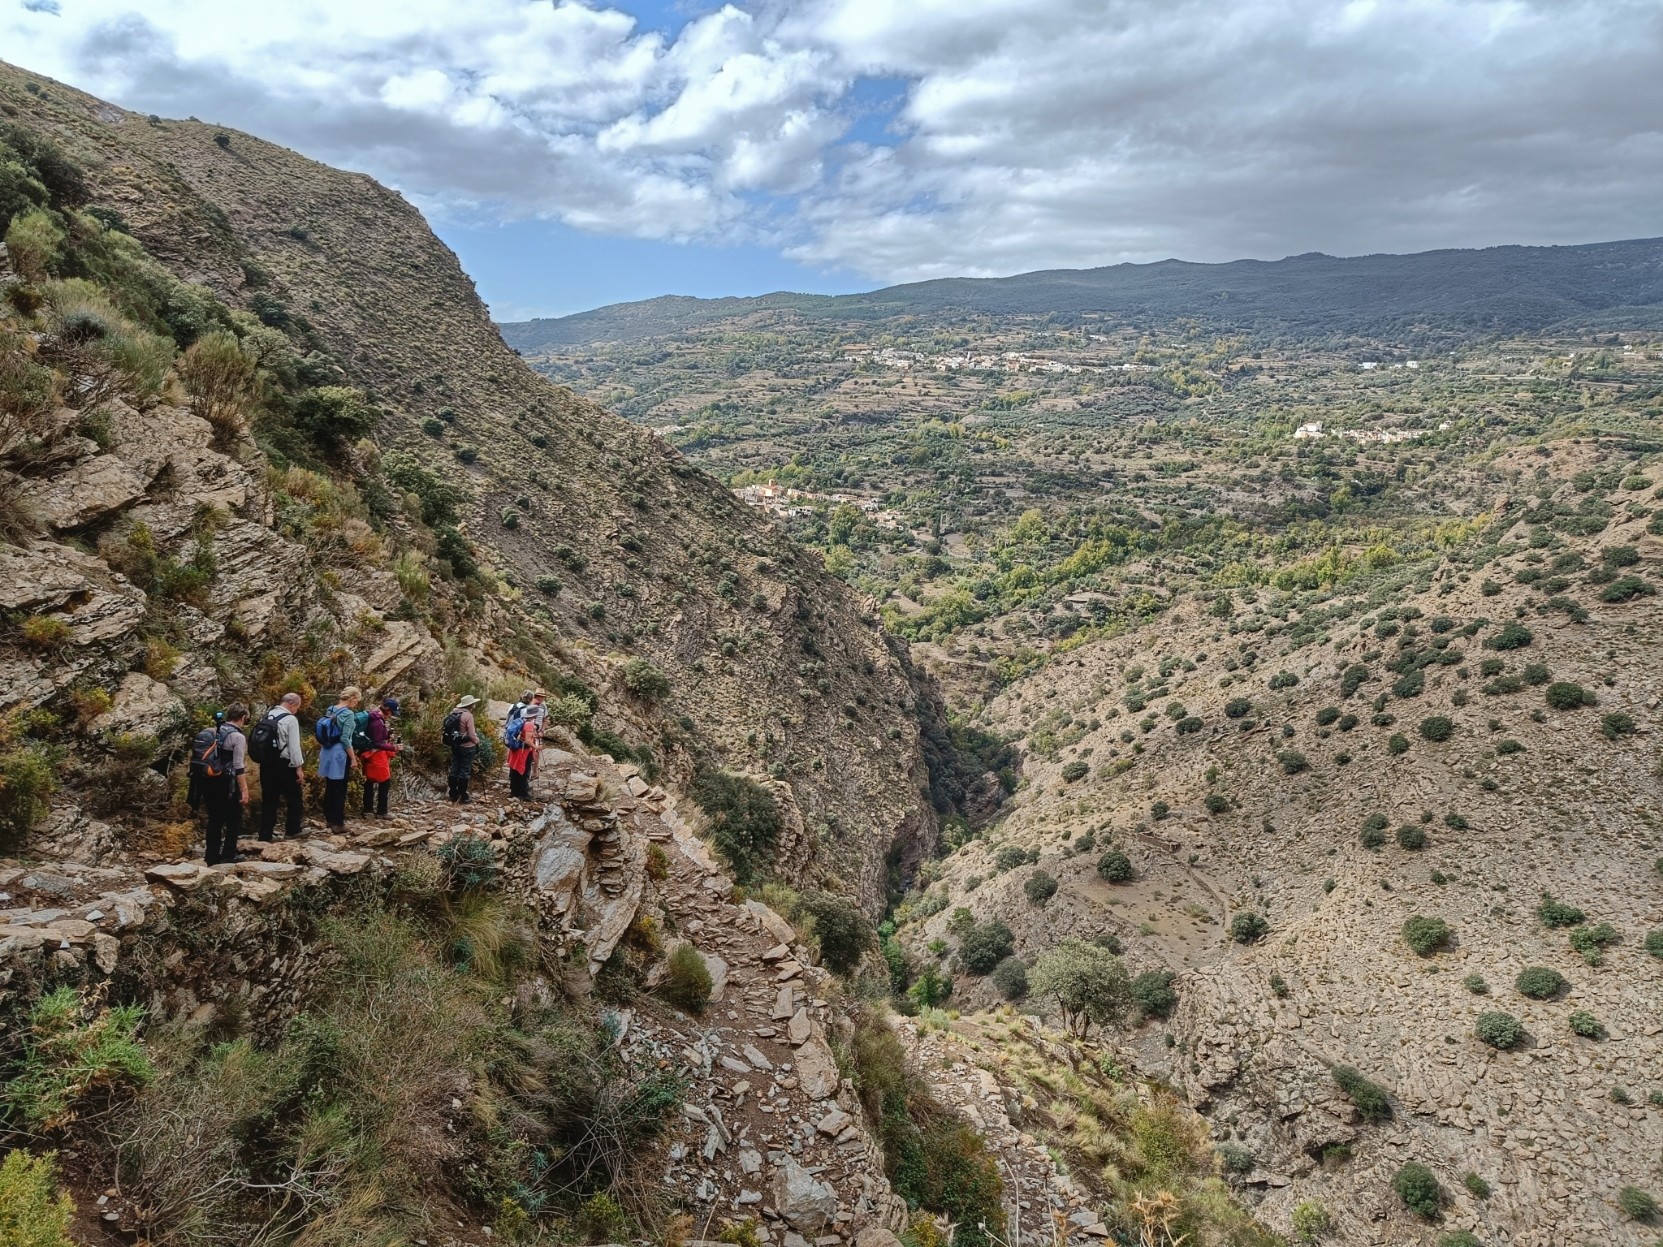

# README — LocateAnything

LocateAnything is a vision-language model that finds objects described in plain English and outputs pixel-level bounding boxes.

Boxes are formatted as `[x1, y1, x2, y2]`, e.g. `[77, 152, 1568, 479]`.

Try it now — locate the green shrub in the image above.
[1568, 922, 1618, 965]
[994, 845, 1030, 872]
[1392, 668, 1426, 698]
[1463, 972, 1489, 994]
[421, 416, 445, 437]
[1476, 1010, 1524, 1049]
[690, 767, 780, 885]
[1392, 1162, 1440, 1218]
[1361, 811, 1388, 833]
[1387, 733, 1409, 755]
[1515, 966, 1566, 999]
[1568, 1010, 1604, 1039]
[0, 740, 57, 851]
[1331, 1064, 1392, 1121]
[1269, 670, 1299, 690]
[1484, 622, 1533, 650]
[1418, 716, 1454, 742]
[1130, 969, 1177, 1021]
[1521, 662, 1551, 685]
[534, 574, 561, 595]
[1230, 911, 1269, 944]
[436, 833, 498, 893]
[1645, 930, 1663, 958]
[1023, 870, 1058, 906]
[1444, 811, 1469, 830]
[961, 921, 1015, 975]
[1618, 1186, 1659, 1221]
[990, 957, 1028, 1000]
[1224, 697, 1252, 718]
[1536, 892, 1585, 928]
[1277, 749, 1308, 774]
[1174, 715, 1203, 735]
[3, 987, 152, 1130]
[797, 892, 872, 976]
[1314, 705, 1340, 726]
[1495, 738, 1524, 755]
[1340, 663, 1371, 696]
[1216, 1142, 1254, 1173]
[1463, 1172, 1491, 1199]
[1402, 915, 1451, 956]
[1601, 575, 1653, 602]
[1061, 760, 1088, 782]
[1096, 849, 1134, 883]
[1291, 1199, 1332, 1242]
[0, 1150, 75, 1247]
[621, 656, 670, 701]
[1397, 824, 1428, 850]
[1544, 681, 1594, 710]
[1438, 1233, 1481, 1247]
[1601, 712, 1637, 740]
[1203, 792, 1230, 814]
[659, 943, 713, 1014]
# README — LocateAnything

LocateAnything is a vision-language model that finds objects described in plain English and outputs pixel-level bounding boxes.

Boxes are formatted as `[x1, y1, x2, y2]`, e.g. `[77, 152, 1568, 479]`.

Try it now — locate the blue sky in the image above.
[8, 0, 1662, 323]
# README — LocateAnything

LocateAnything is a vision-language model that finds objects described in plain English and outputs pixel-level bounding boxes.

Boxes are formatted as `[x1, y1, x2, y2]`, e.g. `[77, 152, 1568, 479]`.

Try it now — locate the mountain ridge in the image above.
[502, 235, 1663, 349]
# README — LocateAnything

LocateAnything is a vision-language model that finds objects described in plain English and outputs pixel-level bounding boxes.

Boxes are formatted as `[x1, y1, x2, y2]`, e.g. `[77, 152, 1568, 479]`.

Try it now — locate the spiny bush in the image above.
[1402, 916, 1451, 956]
[1397, 823, 1428, 850]
[1096, 849, 1134, 883]
[1476, 1010, 1524, 1049]
[1545, 681, 1594, 710]
[1515, 966, 1566, 999]
[1463, 972, 1489, 994]
[1536, 892, 1585, 928]
[1331, 1064, 1392, 1121]
[1230, 911, 1269, 944]
[659, 943, 713, 1014]
[0, 1149, 75, 1247]
[1568, 1010, 1604, 1039]
[3, 987, 152, 1130]
[1314, 705, 1340, 726]
[1568, 922, 1618, 965]
[1392, 1161, 1440, 1218]
[1418, 716, 1454, 742]
[436, 832, 498, 893]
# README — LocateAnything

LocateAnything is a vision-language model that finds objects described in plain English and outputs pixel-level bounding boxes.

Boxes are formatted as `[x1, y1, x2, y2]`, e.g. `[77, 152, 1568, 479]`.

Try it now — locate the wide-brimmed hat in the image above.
[532, 688, 547, 698]
[454, 695, 480, 709]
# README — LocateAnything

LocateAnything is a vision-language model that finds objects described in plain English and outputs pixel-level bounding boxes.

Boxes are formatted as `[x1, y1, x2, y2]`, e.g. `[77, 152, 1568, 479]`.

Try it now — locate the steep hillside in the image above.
[504, 237, 1663, 349]
[892, 440, 1663, 1244]
[0, 60, 947, 907]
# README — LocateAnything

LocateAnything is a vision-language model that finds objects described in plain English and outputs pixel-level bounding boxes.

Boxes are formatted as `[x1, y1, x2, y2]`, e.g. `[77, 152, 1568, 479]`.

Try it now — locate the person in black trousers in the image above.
[257, 692, 306, 841]
[203, 704, 250, 865]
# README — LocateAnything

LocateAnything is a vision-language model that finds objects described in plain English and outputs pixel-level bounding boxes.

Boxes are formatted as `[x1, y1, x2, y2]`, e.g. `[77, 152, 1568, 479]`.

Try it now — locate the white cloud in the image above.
[5, 0, 1662, 287]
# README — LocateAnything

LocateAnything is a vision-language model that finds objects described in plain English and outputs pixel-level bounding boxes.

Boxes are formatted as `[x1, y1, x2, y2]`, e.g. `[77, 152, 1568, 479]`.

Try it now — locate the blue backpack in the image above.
[504, 705, 526, 750]
[314, 710, 343, 746]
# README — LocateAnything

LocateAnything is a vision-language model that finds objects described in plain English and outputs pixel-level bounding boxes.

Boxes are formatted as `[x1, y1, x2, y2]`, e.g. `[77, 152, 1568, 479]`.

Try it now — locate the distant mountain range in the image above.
[501, 236, 1663, 349]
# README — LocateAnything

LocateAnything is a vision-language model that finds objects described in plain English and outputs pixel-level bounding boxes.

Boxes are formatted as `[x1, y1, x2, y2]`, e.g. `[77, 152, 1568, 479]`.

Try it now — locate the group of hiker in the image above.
[187, 686, 550, 865]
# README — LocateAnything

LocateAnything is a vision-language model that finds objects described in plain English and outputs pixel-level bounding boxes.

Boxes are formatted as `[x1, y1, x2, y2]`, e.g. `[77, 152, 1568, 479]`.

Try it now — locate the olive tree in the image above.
[1029, 939, 1133, 1038]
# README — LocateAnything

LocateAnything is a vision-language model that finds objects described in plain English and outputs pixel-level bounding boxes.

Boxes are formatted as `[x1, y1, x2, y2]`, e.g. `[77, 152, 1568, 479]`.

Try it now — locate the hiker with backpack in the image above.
[505, 693, 540, 801]
[316, 686, 361, 833]
[202, 704, 250, 865]
[186, 710, 226, 816]
[251, 692, 305, 841]
[359, 695, 401, 818]
[443, 694, 480, 803]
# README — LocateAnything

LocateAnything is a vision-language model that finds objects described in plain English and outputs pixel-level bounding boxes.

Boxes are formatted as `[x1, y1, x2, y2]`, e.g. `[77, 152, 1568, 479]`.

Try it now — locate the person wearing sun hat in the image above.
[445, 694, 481, 803]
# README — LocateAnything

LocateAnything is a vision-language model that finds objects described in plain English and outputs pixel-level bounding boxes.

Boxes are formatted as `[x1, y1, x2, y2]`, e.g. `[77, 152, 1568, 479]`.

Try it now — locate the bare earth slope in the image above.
[0, 61, 938, 906]
[904, 442, 1663, 1244]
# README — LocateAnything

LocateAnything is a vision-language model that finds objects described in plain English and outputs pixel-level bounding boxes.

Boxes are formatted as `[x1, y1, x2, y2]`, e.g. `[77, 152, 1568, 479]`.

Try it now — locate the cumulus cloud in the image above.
[5, 0, 1662, 284]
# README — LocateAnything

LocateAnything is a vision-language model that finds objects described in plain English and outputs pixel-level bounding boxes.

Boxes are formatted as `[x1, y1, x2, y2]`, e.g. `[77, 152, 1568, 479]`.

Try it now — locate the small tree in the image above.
[1023, 870, 1059, 906]
[1130, 969, 1177, 1021]
[797, 892, 872, 976]
[1391, 1162, 1440, 1219]
[960, 920, 1015, 976]
[1097, 849, 1134, 882]
[1230, 911, 1269, 944]
[1029, 940, 1132, 1037]
[622, 657, 670, 701]
[990, 957, 1028, 1000]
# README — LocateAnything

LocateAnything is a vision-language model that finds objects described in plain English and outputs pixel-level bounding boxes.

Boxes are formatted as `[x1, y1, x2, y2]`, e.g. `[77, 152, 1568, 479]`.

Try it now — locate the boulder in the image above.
[30, 807, 123, 865]
[359, 620, 441, 693]
[855, 1228, 904, 1247]
[90, 672, 186, 746]
[794, 1036, 841, 1100]
[772, 1159, 838, 1232]
[20, 453, 152, 530]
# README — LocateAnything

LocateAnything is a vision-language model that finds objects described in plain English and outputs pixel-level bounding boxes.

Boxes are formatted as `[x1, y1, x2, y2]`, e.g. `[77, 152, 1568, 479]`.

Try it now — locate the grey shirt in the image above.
[265, 707, 303, 767]
[221, 724, 248, 775]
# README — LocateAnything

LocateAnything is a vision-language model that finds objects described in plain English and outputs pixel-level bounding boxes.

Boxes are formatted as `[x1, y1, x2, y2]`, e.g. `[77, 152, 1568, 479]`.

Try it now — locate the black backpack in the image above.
[188, 724, 228, 778]
[441, 710, 464, 747]
[248, 711, 289, 767]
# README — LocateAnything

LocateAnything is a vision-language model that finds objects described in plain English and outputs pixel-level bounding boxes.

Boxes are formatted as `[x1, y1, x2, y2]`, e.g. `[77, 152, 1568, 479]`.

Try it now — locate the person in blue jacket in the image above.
[316, 685, 361, 832]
